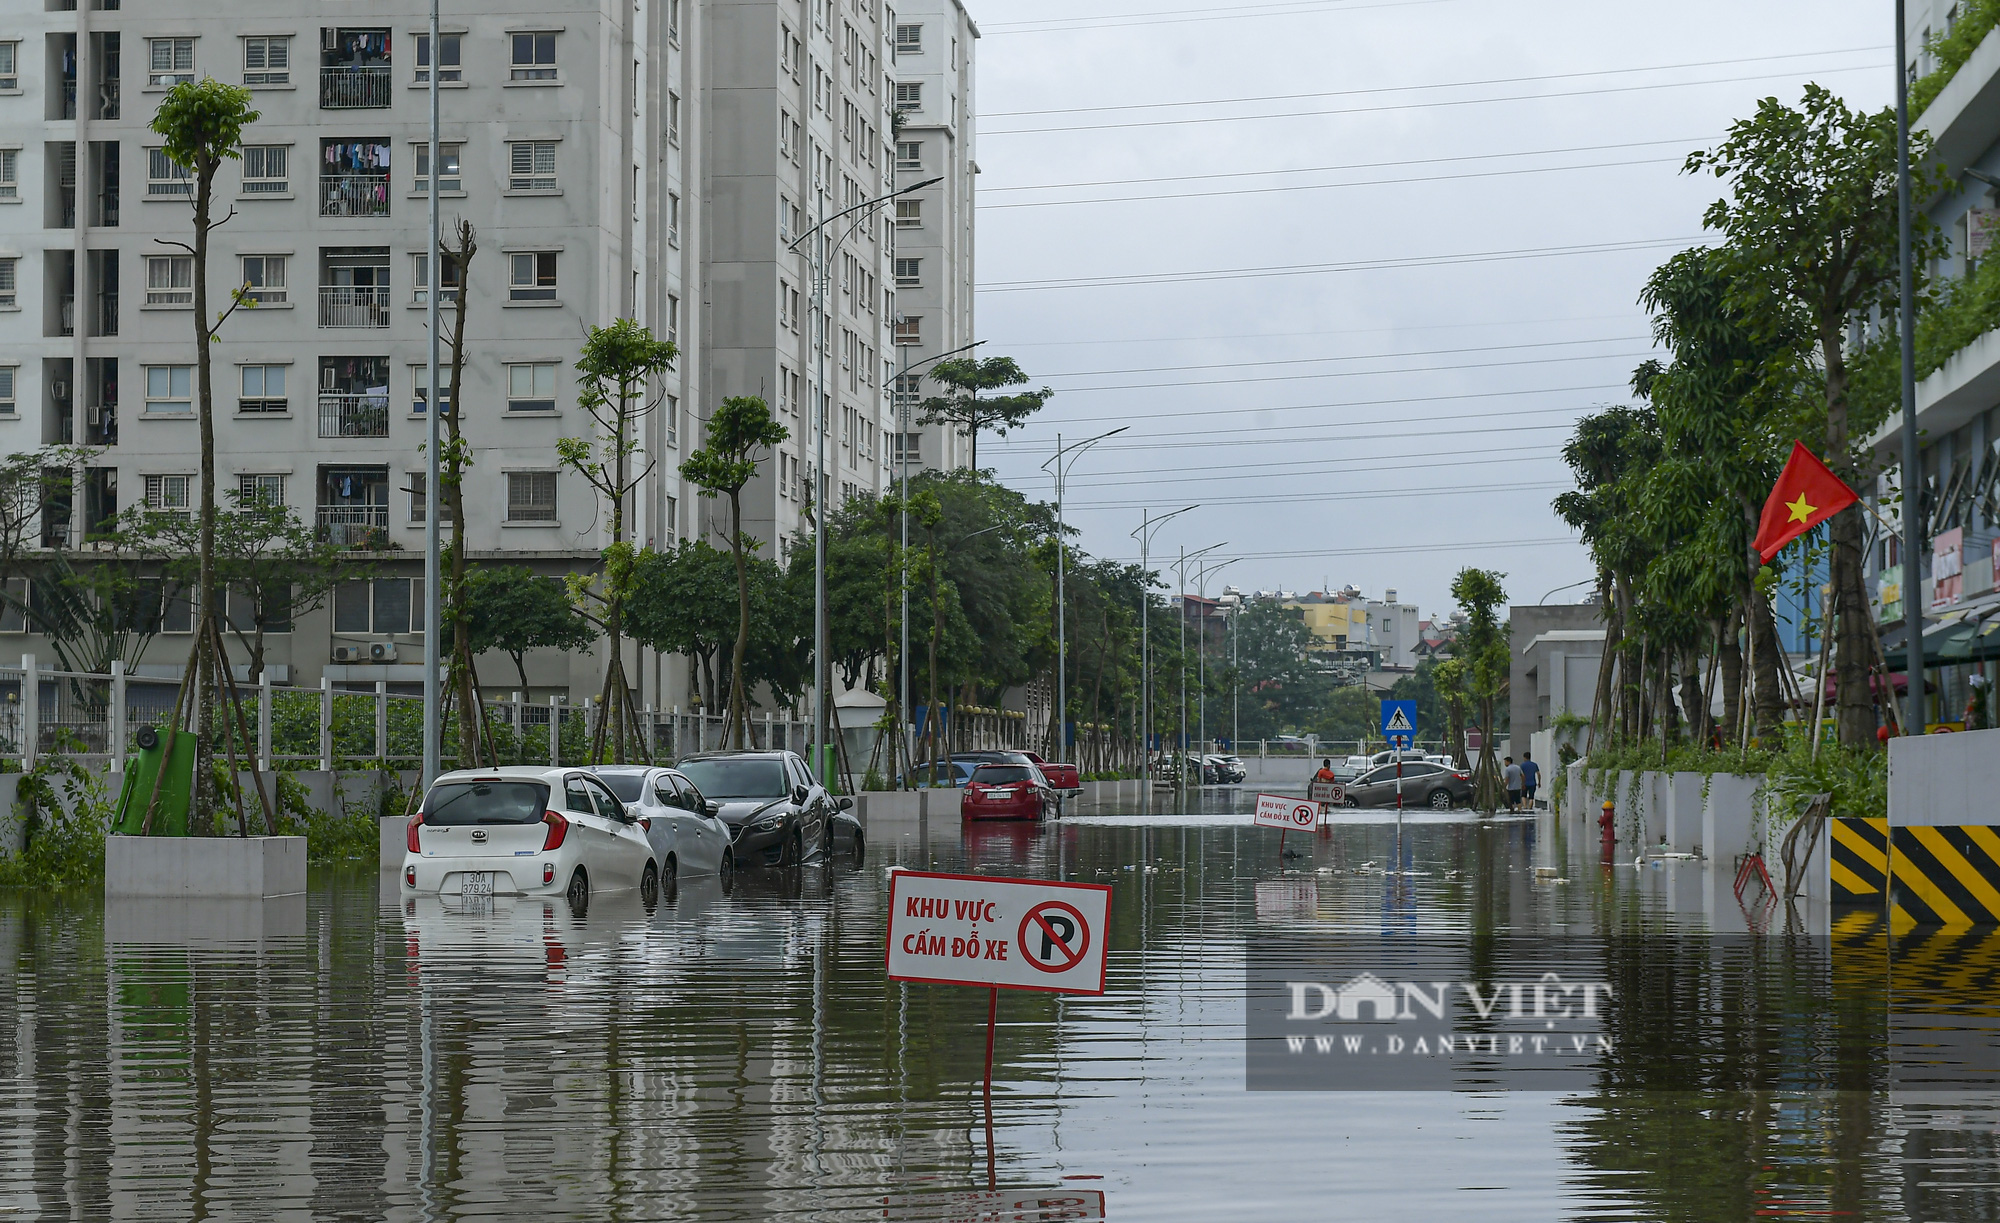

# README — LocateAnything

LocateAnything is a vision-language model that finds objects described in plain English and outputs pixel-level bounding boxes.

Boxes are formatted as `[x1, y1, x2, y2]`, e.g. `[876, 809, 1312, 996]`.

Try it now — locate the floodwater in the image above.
[1, 791, 1998, 1221]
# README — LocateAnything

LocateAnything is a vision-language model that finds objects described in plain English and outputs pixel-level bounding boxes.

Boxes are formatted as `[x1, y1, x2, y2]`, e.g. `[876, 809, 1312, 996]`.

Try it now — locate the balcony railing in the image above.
[319, 66, 391, 109]
[317, 393, 390, 439]
[320, 174, 390, 218]
[317, 286, 390, 329]
[316, 505, 389, 549]
[94, 292, 116, 337]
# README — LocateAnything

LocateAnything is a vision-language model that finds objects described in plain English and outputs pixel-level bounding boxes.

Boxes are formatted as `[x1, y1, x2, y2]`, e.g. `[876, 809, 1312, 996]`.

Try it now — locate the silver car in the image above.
[589, 765, 736, 891]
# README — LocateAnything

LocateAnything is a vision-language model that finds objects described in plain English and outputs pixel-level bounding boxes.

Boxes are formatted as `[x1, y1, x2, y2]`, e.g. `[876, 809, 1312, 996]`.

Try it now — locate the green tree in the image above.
[1230, 600, 1331, 739]
[461, 565, 596, 694]
[1686, 85, 1949, 748]
[148, 78, 266, 831]
[1451, 568, 1510, 812]
[628, 540, 805, 716]
[1554, 406, 1661, 746]
[559, 317, 678, 761]
[680, 395, 789, 749]
[915, 356, 1052, 470]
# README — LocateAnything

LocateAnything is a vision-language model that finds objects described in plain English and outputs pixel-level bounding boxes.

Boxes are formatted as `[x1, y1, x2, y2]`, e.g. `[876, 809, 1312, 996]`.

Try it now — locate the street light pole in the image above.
[1174, 542, 1225, 785]
[421, 0, 441, 787]
[1130, 505, 1196, 776]
[1042, 426, 1127, 763]
[1192, 556, 1238, 754]
[791, 174, 942, 785]
[1896, 0, 1927, 735]
[898, 339, 984, 787]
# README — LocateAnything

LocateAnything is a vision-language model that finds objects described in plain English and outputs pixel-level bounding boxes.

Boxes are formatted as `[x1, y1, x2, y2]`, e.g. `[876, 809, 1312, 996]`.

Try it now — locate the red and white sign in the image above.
[886, 870, 1111, 995]
[881, 1189, 1107, 1222]
[1254, 792, 1320, 831]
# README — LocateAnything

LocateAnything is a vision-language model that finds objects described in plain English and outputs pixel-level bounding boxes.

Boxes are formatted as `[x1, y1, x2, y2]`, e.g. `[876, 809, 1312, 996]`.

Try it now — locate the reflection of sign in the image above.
[1971, 209, 2000, 260]
[886, 871, 1110, 995]
[1381, 700, 1417, 748]
[1307, 780, 1344, 805]
[1255, 792, 1320, 830]
[1934, 527, 1965, 610]
[880, 1189, 1107, 1222]
[1256, 878, 1319, 920]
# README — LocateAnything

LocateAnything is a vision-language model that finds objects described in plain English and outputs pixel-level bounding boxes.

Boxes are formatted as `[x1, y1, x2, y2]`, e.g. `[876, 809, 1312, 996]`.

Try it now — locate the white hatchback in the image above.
[402, 766, 661, 911]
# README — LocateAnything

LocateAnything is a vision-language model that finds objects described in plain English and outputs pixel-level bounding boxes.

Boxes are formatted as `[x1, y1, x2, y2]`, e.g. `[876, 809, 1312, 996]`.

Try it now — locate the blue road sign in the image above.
[1380, 699, 1417, 749]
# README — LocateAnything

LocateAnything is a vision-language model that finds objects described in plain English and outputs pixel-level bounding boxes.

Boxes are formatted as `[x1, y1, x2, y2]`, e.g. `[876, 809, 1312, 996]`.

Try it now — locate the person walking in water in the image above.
[1502, 756, 1524, 814]
[1519, 751, 1540, 811]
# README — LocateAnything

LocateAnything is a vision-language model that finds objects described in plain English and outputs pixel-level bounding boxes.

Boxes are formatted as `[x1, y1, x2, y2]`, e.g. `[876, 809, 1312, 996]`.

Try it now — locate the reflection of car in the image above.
[403, 766, 661, 912]
[676, 751, 863, 868]
[588, 765, 735, 891]
[1021, 751, 1081, 791]
[960, 763, 1054, 821]
[1202, 754, 1246, 784]
[1340, 762, 1473, 810]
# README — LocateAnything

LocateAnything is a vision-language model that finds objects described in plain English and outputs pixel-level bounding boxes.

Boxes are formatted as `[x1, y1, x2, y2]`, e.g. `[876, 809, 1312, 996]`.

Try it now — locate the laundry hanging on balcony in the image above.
[323, 141, 390, 172]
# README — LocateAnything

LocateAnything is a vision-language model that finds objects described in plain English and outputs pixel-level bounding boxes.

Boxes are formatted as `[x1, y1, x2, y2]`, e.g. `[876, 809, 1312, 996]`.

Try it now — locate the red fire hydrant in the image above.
[1598, 800, 1617, 863]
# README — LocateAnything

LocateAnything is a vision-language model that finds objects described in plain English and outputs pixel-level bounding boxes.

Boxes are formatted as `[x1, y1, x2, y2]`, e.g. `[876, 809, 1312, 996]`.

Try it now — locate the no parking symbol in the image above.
[1019, 901, 1090, 973]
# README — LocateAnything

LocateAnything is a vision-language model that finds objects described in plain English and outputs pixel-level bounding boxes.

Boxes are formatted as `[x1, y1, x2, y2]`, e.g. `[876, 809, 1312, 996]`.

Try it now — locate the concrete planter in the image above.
[379, 815, 408, 868]
[105, 834, 307, 898]
[1702, 773, 1763, 863]
[1666, 772, 1705, 854]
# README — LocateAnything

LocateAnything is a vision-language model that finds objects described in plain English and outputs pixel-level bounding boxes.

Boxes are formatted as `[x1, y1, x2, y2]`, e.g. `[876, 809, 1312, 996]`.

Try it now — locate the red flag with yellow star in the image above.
[1753, 441, 1858, 563]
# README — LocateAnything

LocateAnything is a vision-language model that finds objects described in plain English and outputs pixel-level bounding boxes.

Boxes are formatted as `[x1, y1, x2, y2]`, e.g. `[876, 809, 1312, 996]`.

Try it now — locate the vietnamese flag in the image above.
[1753, 441, 1859, 563]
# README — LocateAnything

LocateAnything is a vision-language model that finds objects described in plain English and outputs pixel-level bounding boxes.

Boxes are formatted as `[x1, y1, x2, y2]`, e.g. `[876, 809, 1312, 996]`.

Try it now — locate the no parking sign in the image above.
[1255, 792, 1321, 832]
[886, 871, 1111, 995]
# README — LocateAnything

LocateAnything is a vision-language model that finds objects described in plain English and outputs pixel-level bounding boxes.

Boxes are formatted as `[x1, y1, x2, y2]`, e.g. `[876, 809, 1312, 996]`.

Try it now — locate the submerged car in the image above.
[588, 765, 736, 890]
[403, 766, 661, 911]
[1340, 761, 1473, 810]
[960, 763, 1055, 822]
[1020, 751, 1081, 791]
[676, 751, 863, 868]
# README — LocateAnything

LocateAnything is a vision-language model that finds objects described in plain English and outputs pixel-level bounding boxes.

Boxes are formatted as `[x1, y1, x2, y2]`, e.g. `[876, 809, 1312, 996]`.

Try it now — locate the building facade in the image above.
[0, 0, 973, 704]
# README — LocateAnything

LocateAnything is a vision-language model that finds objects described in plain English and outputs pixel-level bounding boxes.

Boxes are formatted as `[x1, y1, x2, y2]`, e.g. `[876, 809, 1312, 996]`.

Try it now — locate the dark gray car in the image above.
[1340, 761, 1472, 810]
[676, 751, 862, 868]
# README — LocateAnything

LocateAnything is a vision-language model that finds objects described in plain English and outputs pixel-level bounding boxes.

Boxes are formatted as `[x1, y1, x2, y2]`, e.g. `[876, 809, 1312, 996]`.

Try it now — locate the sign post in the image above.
[1381, 698, 1418, 837]
[1255, 791, 1320, 856]
[887, 870, 1112, 1187]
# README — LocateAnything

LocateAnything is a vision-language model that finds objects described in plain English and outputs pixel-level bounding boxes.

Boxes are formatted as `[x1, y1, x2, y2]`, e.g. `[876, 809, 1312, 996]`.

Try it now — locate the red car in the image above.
[959, 764, 1054, 822]
[1022, 751, 1081, 791]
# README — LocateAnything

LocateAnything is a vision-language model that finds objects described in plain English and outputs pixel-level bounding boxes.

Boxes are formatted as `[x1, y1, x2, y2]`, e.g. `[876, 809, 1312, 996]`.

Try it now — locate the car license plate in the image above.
[460, 871, 492, 897]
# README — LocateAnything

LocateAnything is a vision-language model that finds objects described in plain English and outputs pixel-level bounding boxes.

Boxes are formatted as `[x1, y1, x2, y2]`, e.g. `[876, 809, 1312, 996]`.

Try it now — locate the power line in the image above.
[983, 63, 1886, 137]
[1001, 417, 1599, 457]
[1040, 440, 1568, 489]
[1032, 334, 1646, 381]
[994, 311, 1647, 350]
[984, 47, 1885, 117]
[1062, 482, 1571, 512]
[983, 0, 1465, 36]
[1096, 536, 1579, 563]
[980, 236, 1703, 293]
[1036, 348, 1652, 395]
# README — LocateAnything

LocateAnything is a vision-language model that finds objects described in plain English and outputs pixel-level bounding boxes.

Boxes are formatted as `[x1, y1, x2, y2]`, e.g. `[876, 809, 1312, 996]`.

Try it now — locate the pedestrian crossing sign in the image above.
[1380, 699, 1416, 749]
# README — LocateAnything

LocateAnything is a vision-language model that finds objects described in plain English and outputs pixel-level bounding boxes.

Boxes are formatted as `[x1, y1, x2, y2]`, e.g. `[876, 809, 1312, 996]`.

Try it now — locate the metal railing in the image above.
[94, 292, 117, 337]
[315, 504, 389, 548]
[320, 173, 390, 218]
[317, 286, 390, 328]
[319, 66, 391, 109]
[317, 392, 390, 438]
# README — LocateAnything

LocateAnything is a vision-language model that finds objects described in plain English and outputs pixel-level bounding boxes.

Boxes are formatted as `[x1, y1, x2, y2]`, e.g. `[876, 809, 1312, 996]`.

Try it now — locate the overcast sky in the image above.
[968, 0, 1891, 622]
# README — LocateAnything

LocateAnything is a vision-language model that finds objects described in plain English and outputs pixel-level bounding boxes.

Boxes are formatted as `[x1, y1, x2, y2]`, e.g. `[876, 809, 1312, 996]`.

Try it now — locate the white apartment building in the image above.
[0, 1, 971, 705]
[887, 0, 977, 474]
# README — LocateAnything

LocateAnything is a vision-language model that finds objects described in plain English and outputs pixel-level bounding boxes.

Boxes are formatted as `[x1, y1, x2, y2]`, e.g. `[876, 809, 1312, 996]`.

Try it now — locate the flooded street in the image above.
[4, 792, 2000, 1220]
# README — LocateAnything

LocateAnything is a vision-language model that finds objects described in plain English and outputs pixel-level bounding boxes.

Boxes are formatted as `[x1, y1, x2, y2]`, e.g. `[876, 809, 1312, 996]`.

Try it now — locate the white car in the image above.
[402, 766, 661, 912]
[588, 765, 735, 890]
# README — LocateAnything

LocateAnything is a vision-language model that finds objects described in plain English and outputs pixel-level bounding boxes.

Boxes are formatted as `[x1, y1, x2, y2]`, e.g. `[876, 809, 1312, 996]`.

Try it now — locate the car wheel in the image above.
[851, 830, 865, 863]
[1342, 796, 1360, 809]
[640, 861, 661, 909]
[565, 867, 590, 915]
[781, 828, 803, 869]
[661, 854, 679, 898]
[822, 817, 834, 862]
[1428, 789, 1453, 811]
[718, 848, 736, 892]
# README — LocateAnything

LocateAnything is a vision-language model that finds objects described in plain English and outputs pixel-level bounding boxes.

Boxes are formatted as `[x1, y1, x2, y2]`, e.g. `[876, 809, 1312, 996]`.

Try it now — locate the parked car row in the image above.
[1150, 753, 1246, 785]
[400, 750, 864, 913]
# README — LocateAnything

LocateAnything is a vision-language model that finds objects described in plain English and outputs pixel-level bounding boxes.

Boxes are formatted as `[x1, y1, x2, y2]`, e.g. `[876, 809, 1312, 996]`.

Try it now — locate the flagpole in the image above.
[1897, 0, 1926, 735]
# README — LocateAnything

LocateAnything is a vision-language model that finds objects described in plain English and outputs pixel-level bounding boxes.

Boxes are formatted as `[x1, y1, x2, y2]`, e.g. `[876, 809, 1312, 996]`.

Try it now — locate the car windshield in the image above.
[677, 759, 789, 798]
[593, 773, 647, 802]
[972, 765, 1033, 785]
[422, 780, 549, 825]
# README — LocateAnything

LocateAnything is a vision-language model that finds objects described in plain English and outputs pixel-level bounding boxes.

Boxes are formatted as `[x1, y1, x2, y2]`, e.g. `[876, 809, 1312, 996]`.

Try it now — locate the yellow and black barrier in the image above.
[1887, 824, 2000, 927]
[1830, 817, 1888, 902]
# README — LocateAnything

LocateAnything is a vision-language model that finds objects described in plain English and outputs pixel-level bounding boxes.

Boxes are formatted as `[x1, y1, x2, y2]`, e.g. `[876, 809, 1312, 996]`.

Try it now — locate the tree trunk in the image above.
[1819, 322, 1879, 747]
[1719, 607, 1744, 745]
[1750, 590, 1786, 742]
[1589, 574, 1621, 748]
[512, 651, 531, 696]
[1679, 649, 1706, 747]
[442, 226, 483, 768]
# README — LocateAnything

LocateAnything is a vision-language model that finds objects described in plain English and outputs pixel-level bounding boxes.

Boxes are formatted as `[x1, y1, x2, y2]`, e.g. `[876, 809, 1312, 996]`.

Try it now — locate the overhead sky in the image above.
[971, 0, 1892, 621]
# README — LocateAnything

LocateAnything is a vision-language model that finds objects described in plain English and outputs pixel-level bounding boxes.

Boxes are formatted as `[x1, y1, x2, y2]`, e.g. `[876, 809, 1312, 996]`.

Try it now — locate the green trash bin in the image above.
[111, 725, 197, 837]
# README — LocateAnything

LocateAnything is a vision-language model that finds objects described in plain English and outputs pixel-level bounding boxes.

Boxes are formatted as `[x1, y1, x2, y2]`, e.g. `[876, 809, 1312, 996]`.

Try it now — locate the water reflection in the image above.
[0, 797, 1994, 1219]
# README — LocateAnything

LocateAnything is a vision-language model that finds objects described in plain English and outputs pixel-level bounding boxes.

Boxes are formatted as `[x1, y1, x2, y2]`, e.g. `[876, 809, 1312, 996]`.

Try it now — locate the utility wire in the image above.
[1033, 439, 1568, 489]
[983, 0, 1467, 36]
[994, 311, 1647, 349]
[1031, 334, 1647, 380]
[1096, 537, 1578, 563]
[1062, 482, 1571, 512]
[1034, 349, 1653, 395]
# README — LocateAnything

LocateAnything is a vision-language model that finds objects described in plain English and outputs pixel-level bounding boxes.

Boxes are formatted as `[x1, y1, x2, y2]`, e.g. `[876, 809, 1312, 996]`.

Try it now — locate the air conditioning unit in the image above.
[50, 380, 70, 400]
[369, 642, 399, 662]
[331, 645, 365, 663]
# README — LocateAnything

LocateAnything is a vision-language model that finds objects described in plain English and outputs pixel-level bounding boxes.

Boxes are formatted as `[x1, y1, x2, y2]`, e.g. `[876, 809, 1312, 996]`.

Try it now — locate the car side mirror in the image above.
[704, 800, 721, 818]
[622, 804, 640, 822]
[837, 796, 855, 812]
[792, 785, 809, 805]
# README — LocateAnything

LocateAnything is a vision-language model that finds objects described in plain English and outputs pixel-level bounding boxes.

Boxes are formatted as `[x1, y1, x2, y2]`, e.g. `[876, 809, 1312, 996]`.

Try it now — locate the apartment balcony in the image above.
[317, 286, 390, 329]
[319, 66, 391, 109]
[317, 393, 390, 439]
[1919, 24, 2000, 174]
[316, 505, 389, 549]
[58, 294, 74, 337]
[320, 174, 390, 219]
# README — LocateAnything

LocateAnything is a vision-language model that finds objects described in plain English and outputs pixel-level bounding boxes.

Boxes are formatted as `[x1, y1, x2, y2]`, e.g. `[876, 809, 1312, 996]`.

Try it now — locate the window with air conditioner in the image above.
[241, 145, 289, 195]
[507, 141, 556, 191]
[510, 32, 557, 82]
[241, 254, 287, 304]
[149, 38, 195, 88]
[507, 362, 556, 411]
[145, 365, 192, 414]
[144, 474, 193, 515]
[412, 142, 461, 193]
[147, 148, 190, 197]
[145, 256, 193, 306]
[243, 36, 290, 87]
[507, 471, 558, 522]
[509, 252, 557, 302]
[415, 33, 460, 84]
[238, 364, 288, 412]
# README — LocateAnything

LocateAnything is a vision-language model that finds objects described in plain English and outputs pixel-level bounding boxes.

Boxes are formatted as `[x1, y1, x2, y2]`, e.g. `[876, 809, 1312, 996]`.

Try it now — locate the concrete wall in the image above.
[1888, 727, 2000, 825]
